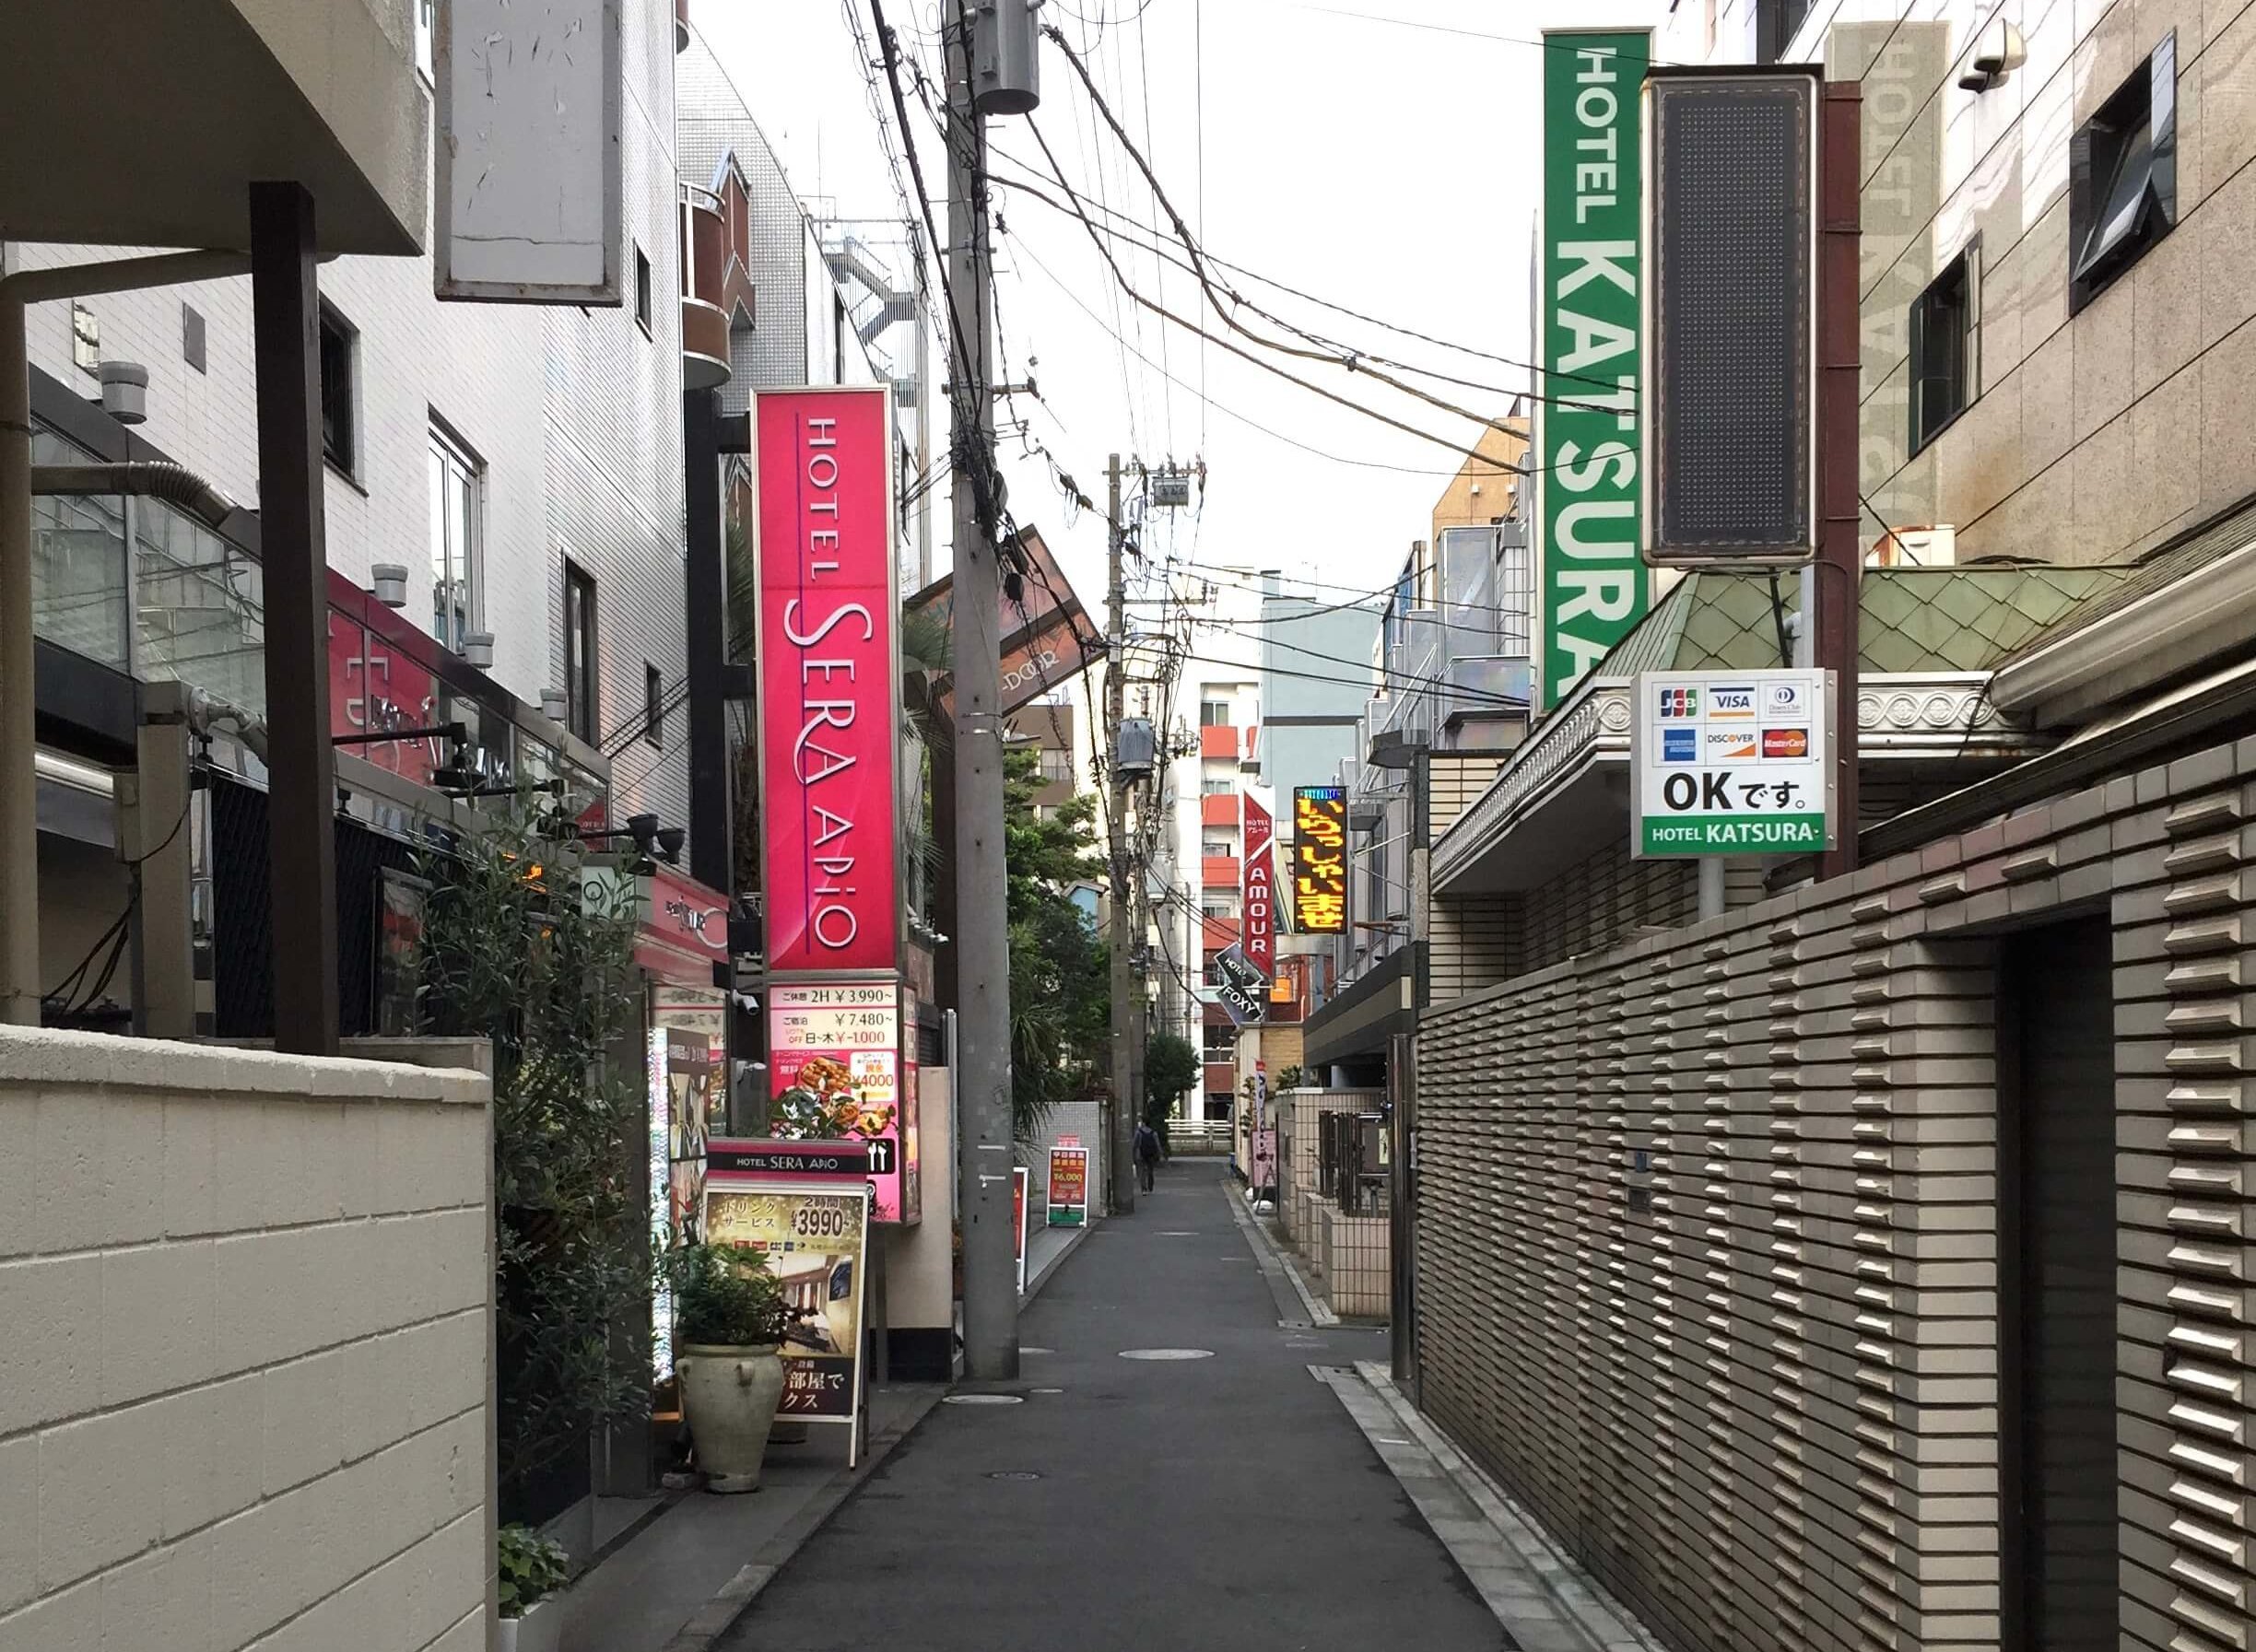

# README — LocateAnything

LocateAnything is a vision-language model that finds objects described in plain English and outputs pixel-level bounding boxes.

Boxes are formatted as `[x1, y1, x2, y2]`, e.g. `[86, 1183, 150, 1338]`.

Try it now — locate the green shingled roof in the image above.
[1596, 566, 2130, 678]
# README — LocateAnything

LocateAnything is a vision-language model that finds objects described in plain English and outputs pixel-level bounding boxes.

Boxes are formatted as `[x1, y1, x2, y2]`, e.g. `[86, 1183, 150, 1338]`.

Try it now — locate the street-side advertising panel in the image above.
[1535, 28, 1651, 709]
[1047, 1144, 1089, 1227]
[1014, 1166, 1030, 1293]
[1631, 671, 1835, 857]
[1291, 786, 1347, 934]
[767, 981, 916, 1223]
[755, 386, 900, 978]
[1241, 791, 1276, 978]
[704, 1171, 870, 1458]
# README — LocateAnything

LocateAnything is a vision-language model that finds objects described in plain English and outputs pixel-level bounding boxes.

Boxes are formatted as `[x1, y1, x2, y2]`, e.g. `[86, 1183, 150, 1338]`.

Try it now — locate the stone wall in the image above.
[1416, 733, 2256, 1652]
[0, 1028, 494, 1652]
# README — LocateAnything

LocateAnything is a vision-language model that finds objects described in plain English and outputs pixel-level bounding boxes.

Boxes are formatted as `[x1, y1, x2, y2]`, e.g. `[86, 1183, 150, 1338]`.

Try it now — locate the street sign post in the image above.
[1630, 670, 1837, 857]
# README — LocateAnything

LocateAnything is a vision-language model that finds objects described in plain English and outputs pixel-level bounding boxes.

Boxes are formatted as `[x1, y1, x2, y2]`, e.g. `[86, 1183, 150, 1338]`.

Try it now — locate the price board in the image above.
[1047, 1144, 1088, 1227]
[1631, 670, 1836, 858]
[768, 981, 913, 1223]
[705, 1181, 872, 1464]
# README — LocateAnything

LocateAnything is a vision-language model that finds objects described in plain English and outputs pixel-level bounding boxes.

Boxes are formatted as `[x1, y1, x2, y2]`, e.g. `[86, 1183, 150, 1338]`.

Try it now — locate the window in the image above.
[645, 663, 664, 747]
[1199, 699, 1230, 728]
[319, 306, 358, 477]
[415, 0, 434, 80]
[564, 564, 598, 743]
[1203, 838, 1233, 860]
[1038, 748, 1074, 786]
[1201, 778, 1232, 796]
[1755, 0, 1814, 64]
[428, 425, 482, 651]
[182, 303, 206, 374]
[2070, 34, 2178, 315]
[71, 303, 100, 375]
[1909, 243, 1979, 454]
[1201, 901, 1233, 920]
[634, 246, 653, 335]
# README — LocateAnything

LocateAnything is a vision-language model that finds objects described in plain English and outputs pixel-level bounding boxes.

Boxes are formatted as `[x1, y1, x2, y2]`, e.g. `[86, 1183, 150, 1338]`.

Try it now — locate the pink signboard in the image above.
[767, 981, 912, 1224]
[756, 387, 899, 977]
[1241, 792, 1276, 980]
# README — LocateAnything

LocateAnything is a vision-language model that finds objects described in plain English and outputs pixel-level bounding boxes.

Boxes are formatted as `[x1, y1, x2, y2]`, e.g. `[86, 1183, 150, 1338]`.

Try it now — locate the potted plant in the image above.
[497, 1524, 570, 1652]
[671, 1245, 791, 1493]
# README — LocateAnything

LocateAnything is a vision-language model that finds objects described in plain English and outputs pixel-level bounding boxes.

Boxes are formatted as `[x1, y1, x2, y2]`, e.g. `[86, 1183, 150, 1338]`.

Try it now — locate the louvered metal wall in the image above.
[1416, 735, 2256, 1652]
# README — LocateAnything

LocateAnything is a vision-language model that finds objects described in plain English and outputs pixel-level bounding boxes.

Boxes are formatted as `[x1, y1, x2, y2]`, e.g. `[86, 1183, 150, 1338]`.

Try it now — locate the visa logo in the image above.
[1709, 685, 1756, 720]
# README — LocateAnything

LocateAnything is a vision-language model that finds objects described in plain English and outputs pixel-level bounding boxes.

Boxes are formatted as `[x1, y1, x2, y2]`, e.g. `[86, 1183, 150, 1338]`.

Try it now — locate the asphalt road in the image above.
[718, 1160, 1510, 1651]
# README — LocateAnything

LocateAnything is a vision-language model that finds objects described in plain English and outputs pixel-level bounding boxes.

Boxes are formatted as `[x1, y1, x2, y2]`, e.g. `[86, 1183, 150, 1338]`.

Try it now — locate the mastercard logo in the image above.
[1761, 729, 1808, 758]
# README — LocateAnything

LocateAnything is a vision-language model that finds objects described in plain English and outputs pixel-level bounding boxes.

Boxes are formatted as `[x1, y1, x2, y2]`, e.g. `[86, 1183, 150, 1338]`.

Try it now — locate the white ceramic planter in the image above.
[497, 1599, 561, 1652]
[676, 1343, 786, 1493]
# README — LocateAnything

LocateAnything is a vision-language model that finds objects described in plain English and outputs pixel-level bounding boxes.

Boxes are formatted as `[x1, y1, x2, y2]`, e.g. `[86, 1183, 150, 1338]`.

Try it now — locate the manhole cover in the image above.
[943, 1393, 1026, 1406]
[1021, 1346, 1054, 1355]
[987, 1470, 1043, 1481]
[1158, 1231, 1203, 1236]
[1118, 1348, 1215, 1361]
[1031, 1387, 1065, 1394]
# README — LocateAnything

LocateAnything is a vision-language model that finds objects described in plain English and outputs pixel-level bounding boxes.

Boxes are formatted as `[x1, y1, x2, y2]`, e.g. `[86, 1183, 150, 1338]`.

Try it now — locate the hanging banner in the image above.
[755, 386, 901, 977]
[1535, 29, 1651, 708]
[766, 981, 912, 1223]
[1047, 1144, 1089, 1227]
[1241, 791, 1276, 979]
[1290, 786, 1347, 935]
[705, 1183, 870, 1446]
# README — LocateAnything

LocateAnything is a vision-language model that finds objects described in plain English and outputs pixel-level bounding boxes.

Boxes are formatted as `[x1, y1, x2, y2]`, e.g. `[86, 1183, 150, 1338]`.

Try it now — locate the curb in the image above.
[1223, 1187, 1338, 1327]
[654, 1387, 945, 1651]
[1020, 1221, 1090, 1304]
[1345, 1360, 1664, 1652]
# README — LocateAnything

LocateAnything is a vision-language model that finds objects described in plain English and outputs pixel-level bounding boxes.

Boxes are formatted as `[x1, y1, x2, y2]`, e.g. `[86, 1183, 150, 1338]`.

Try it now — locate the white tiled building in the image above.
[16, 0, 691, 834]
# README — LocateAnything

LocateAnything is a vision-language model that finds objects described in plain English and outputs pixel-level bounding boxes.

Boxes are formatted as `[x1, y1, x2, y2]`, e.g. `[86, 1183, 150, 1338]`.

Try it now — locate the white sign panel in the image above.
[436, 0, 623, 303]
[1631, 670, 1835, 858]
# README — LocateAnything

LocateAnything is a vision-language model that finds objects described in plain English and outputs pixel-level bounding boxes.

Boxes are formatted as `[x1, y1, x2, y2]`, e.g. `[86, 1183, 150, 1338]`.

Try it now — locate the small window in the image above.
[72, 303, 100, 376]
[1203, 838, 1233, 860]
[319, 306, 358, 477]
[644, 663, 664, 748]
[414, 0, 434, 81]
[1755, 0, 1814, 64]
[1199, 699, 1230, 728]
[634, 247, 652, 336]
[182, 303, 206, 374]
[1909, 243, 1979, 455]
[2070, 33, 2178, 316]
[429, 424, 483, 651]
[565, 564, 598, 743]
[1201, 778, 1232, 795]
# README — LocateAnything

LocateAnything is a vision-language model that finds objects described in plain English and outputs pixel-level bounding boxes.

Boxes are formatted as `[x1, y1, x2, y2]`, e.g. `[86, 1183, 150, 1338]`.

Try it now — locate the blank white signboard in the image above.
[435, 0, 623, 303]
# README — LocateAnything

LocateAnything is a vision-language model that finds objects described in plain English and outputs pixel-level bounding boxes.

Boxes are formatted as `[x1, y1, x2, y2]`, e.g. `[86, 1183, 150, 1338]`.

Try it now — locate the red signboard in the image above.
[906, 525, 1100, 718]
[755, 388, 899, 976]
[1241, 792, 1276, 979]
[647, 865, 731, 964]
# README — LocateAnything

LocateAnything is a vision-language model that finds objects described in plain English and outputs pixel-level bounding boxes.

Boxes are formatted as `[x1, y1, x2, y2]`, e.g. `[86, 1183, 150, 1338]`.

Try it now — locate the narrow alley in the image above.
[718, 1164, 1511, 1652]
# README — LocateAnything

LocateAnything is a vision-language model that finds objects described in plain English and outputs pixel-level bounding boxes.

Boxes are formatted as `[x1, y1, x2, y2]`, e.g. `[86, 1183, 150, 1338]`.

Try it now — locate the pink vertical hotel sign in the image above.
[756, 387, 900, 976]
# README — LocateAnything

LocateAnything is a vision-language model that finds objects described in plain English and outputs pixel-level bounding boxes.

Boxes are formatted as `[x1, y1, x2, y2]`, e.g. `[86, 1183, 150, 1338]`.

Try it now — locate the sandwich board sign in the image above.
[1631, 670, 1836, 857]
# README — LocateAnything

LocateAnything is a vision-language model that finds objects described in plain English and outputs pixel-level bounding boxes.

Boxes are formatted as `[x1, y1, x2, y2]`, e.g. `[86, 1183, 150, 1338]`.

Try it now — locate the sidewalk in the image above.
[555, 1382, 939, 1652]
[714, 1162, 1514, 1651]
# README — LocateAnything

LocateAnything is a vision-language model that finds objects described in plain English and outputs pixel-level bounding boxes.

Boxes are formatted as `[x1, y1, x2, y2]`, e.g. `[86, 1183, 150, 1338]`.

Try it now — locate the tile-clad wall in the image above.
[0, 1027, 493, 1652]
[1416, 732, 2256, 1652]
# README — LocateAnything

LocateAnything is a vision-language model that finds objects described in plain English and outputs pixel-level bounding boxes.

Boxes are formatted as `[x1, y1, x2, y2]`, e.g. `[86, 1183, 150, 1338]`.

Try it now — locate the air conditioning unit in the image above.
[1868, 525, 1956, 568]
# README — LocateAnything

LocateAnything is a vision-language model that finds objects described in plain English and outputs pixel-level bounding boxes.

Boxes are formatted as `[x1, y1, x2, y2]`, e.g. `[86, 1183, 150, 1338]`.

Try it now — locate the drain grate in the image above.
[1118, 1348, 1214, 1361]
[943, 1392, 1026, 1406]
[986, 1470, 1043, 1481]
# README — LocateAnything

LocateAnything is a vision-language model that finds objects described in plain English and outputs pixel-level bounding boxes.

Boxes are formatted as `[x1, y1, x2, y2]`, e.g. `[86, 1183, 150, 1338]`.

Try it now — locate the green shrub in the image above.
[497, 1524, 570, 1618]
[670, 1246, 790, 1349]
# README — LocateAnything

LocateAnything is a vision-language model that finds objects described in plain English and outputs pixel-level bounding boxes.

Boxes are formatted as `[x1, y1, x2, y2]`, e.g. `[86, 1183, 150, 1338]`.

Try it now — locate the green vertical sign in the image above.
[1536, 29, 1650, 709]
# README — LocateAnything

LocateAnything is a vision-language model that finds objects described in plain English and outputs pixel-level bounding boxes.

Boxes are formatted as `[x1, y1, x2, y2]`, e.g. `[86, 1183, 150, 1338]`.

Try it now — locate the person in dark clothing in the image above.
[1134, 1119, 1162, 1192]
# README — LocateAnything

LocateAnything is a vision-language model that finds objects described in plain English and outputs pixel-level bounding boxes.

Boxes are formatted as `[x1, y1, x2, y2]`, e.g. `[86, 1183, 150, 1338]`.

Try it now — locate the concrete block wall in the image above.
[1317, 1209, 1390, 1318]
[1416, 732, 2256, 1652]
[0, 1027, 494, 1652]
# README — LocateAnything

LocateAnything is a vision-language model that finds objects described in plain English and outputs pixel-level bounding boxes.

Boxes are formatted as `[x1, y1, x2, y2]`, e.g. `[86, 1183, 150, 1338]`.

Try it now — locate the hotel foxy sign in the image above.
[754, 387, 919, 1222]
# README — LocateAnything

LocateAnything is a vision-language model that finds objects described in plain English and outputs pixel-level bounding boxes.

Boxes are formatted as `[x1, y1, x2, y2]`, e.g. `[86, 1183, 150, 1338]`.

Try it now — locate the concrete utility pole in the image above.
[1104, 453, 1136, 1215]
[946, 0, 1032, 1383]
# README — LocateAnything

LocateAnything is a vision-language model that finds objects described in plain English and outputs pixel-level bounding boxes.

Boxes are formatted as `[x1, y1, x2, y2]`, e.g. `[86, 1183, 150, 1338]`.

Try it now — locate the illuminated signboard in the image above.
[1291, 786, 1348, 934]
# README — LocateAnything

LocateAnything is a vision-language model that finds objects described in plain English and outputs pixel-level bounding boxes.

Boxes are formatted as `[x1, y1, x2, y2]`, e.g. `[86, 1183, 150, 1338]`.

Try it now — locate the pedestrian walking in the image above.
[1134, 1119, 1162, 1192]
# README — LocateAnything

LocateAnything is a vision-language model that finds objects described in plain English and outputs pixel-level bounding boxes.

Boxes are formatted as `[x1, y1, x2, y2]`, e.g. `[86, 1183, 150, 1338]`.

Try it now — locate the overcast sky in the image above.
[699, 0, 1671, 623]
